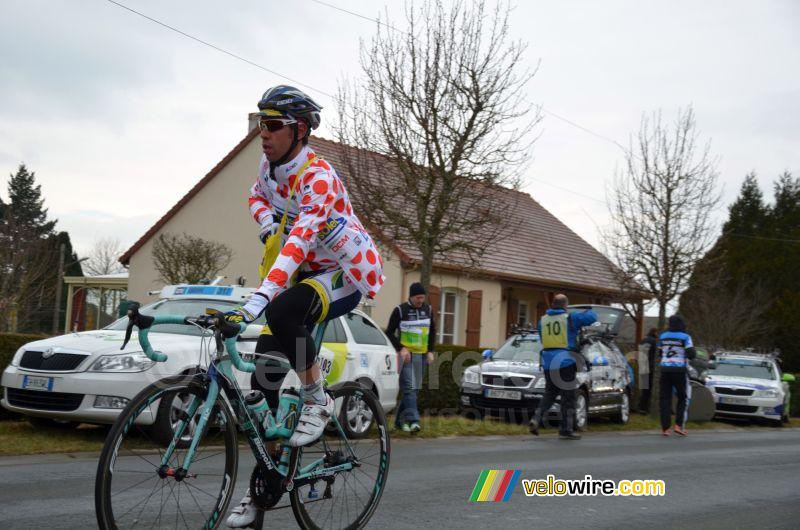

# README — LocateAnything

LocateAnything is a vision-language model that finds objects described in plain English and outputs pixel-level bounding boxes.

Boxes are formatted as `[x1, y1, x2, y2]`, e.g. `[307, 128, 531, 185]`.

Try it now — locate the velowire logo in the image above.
[469, 470, 521, 502]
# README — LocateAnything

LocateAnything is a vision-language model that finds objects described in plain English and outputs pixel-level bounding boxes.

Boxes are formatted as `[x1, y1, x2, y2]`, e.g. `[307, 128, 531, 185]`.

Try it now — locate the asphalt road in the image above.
[0, 428, 799, 529]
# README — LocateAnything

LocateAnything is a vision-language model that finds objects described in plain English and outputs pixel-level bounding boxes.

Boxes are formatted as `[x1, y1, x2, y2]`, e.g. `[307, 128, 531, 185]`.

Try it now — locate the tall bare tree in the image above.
[604, 107, 720, 330]
[335, 0, 540, 289]
[152, 233, 233, 285]
[85, 237, 126, 276]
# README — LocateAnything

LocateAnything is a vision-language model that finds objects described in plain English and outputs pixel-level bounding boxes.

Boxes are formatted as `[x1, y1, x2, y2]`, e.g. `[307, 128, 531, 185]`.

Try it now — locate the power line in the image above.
[528, 177, 608, 205]
[307, 0, 404, 34]
[104, 0, 623, 206]
[308, 0, 632, 156]
[106, 0, 632, 160]
[540, 108, 628, 154]
[104, 0, 334, 99]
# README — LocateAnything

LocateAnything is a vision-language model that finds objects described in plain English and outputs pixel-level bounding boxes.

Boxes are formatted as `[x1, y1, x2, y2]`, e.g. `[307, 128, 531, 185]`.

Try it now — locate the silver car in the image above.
[706, 352, 794, 426]
[460, 305, 632, 429]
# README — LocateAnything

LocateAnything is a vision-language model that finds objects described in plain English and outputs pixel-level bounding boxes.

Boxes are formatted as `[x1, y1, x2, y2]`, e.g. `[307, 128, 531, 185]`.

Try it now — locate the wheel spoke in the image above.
[98, 382, 236, 530]
[292, 386, 388, 529]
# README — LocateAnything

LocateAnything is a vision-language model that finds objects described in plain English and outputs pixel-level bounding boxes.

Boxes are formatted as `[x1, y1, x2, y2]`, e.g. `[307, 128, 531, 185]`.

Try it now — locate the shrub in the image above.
[415, 344, 485, 413]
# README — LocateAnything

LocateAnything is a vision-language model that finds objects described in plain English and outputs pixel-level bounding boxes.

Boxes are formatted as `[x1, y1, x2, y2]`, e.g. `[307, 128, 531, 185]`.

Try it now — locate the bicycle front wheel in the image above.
[290, 382, 390, 530]
[95, 374, 238, 530]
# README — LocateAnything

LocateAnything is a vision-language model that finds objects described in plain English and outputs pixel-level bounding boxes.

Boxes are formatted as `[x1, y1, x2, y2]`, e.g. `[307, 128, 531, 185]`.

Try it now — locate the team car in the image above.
[705, 351, 794, 426]
[1, 284, 398, 440]
[459, 305, 633, 429]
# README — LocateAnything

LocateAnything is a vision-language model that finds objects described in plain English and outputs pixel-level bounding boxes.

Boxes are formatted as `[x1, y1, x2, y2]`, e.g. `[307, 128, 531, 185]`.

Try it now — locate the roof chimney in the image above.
[248, 112, 260, 133]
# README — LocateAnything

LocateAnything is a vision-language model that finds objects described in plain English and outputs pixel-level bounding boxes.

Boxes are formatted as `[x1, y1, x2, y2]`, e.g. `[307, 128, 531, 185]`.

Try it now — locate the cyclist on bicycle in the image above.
[225, 85, 384, 527]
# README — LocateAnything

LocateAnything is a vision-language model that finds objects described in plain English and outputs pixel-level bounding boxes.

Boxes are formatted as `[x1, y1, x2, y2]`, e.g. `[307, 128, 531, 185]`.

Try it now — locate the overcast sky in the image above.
[2, 0, 798, 264]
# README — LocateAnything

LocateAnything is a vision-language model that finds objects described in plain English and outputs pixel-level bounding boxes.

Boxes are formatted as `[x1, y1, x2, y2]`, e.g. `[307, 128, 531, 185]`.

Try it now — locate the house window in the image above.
[438, 290, 459, 345]
[517, 301, 530, 327]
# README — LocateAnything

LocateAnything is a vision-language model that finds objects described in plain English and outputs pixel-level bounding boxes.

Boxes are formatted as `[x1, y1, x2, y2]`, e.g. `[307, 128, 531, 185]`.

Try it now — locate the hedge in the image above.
[0, 333, 48, 420]
[790, 375, 800, 418]
[416, 344, 485, 412]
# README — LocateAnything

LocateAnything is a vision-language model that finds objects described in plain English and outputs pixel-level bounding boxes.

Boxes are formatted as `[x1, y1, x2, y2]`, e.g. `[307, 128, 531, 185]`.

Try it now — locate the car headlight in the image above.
[463, 371, 480, 385]
[88, 352, 156, 373]
[534, 377, 546, 389]
[10, 347, 26, 367]
[753, 389, 781, 398]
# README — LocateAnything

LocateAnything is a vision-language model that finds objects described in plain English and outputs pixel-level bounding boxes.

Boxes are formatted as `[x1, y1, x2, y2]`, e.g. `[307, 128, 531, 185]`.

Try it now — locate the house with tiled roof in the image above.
[120, 117, 648, 349]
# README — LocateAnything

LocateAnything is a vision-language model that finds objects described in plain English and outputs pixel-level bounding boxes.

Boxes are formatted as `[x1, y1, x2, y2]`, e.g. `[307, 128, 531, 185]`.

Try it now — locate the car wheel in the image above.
[151, 390, 202, 447]
[27, 416, 80, 430]
[574, 391, 589, 431]
[769, 418, 783, 428]
[339, 391, 375, 439]
[613, 391, 631, 424]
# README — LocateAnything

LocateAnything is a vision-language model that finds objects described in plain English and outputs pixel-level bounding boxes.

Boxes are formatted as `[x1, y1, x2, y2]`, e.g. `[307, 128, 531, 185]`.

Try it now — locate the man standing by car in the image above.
[639, 327, 659, 413]
[385, 282, 436, 433]
[529, 294, 596, 440]
[658, 315, 696, 436]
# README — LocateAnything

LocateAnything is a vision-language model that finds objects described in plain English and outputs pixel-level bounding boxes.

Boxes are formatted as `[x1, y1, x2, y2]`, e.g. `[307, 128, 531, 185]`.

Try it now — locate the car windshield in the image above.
[105, 299, 266, 336]
[709, 359, 776, 380]
[492, 334, 542, 362]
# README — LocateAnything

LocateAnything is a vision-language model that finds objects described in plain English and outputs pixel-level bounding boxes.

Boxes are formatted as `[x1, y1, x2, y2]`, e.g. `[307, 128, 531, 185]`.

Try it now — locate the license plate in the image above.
[22, 375, 54, 392]
[485, 389, 521, 400]
[719, 396, 747, 405]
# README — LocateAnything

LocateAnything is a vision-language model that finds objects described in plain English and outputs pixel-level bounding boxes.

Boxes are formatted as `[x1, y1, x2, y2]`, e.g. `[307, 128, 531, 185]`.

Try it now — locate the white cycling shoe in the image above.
[226, 489, 257, 528]
[289, 395, 334, 447]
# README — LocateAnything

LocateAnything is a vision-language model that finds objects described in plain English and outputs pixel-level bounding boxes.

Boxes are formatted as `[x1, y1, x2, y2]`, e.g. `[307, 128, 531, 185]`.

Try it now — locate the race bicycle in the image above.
[94, 304, 390, 529]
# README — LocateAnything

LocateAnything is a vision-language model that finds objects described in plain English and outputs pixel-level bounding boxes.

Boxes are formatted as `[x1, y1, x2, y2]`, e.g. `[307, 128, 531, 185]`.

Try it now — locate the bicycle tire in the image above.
[95, 374, 238, 530]
[289, 382, 390, 530]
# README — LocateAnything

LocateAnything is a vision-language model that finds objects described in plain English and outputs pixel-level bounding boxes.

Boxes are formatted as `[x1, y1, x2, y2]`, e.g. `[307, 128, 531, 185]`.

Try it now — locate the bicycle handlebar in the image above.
[121, 303, 254, 373]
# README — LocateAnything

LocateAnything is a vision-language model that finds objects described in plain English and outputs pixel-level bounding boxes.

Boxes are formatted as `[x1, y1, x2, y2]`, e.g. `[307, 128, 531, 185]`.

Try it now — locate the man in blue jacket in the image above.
[529, 294, 597, 440]
[658, 314, 696, 436]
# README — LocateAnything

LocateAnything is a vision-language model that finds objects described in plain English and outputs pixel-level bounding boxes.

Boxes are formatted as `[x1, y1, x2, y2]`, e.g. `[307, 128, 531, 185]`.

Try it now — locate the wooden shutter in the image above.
[427, 285, 440, 320]
[536, 301, 547, 324]
[466, 290, 483, 348]
[506, 297, 518, 337]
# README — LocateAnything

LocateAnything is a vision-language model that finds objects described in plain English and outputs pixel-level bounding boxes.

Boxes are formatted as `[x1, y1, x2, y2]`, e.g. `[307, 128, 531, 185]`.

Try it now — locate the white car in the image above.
[1, 284, 398, 440]
[705, 352, 794, 426]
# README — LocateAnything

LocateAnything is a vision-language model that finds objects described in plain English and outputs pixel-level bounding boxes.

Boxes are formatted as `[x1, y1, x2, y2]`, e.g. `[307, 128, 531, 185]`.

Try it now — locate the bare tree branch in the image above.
[334, 0, 541, 289]
[603, 106, 721, 328]
[152, 233, 233, 285]
[85, 237, 126, 276]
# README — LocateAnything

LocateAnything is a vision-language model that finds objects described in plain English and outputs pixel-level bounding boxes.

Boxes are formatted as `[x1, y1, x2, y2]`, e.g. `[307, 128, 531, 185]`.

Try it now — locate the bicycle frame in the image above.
[137, 316, 358, 488]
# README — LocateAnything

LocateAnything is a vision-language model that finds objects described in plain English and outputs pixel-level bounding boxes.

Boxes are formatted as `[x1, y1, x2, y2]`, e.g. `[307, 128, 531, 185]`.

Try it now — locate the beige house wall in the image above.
[367, 243, 404, 329]
[128, 137, 265, 304]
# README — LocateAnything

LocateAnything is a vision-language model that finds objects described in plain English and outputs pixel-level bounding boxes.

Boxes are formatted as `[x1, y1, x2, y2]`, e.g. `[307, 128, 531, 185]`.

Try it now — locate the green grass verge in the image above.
[1, 414, 797, 456]
[0, 421, 110, 456]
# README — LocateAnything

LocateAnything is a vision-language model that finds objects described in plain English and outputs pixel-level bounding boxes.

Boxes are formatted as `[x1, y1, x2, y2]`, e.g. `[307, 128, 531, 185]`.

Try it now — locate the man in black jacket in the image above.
[385, 282, 436, 432]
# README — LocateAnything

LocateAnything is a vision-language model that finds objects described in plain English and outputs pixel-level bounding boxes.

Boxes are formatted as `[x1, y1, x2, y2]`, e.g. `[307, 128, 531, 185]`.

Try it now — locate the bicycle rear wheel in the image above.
[95, 374, 238, 529]
[289, 382, 390, 530]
